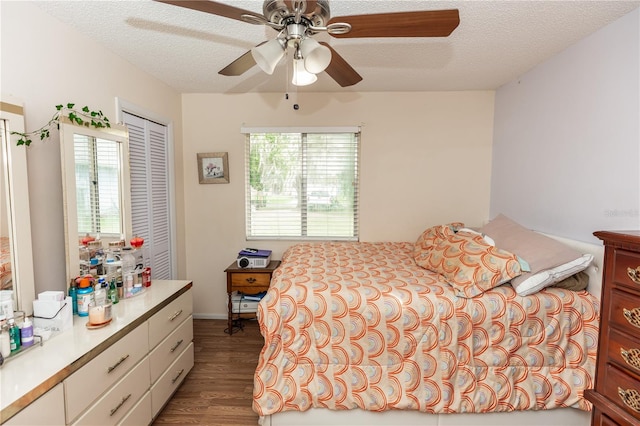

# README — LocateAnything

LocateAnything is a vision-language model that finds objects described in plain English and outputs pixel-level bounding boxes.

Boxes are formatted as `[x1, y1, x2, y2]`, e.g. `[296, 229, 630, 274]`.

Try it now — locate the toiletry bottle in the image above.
[8, 319, 20, 352]
[69, 280, 78, 315]
[20, 317, 34, 347]
[94, 278, 107, 305]
[77, 277, 95, 317]
[108, 279, 119, 304]
[0, 324, 10, 357]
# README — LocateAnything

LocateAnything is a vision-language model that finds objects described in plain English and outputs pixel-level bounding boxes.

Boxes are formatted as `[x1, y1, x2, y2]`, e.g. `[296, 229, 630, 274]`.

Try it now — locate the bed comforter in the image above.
[253, 242, 599, 416]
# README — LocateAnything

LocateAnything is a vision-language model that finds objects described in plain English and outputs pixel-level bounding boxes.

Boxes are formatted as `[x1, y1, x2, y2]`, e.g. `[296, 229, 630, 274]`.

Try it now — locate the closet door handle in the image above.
[618, 387, 640, 413]
[246, 277, 256, 284]
[628, 266, 640, 285]
[621, 347, 640, 372]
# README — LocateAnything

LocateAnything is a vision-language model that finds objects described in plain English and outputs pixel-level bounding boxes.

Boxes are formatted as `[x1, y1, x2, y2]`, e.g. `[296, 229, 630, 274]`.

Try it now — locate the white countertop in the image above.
[0, 280, 192, 422]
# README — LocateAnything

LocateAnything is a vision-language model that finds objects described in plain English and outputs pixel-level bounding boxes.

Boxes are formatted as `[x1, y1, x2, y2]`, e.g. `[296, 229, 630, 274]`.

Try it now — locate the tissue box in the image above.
[38, 291, 66, 302]
[33, 296, 73, 334]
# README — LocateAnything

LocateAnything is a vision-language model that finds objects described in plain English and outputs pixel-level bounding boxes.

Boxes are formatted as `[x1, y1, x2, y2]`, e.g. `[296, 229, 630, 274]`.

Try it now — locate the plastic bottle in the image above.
[121, 247, 136, 295]
[0, 325, 10, 357]
[77, 278, 95, 317]
[108, 279, 119, 304]
[8, 319, 20, 352]
[69, 282, 78, 315]
[20, 317, 34, 347]
[94, 278, 107, 305]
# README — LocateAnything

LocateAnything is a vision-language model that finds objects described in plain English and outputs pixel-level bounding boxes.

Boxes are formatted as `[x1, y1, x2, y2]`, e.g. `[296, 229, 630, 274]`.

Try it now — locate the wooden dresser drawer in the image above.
[72, 358, 150, 426]
[610, 289, 640, 336]
[602, 363, 640, 418]
[151, 341, 194, 418]
[608, 328, 640, 378]
[149, 291, 193, 349]
[149, 315, 193, 384]
[65, 323, 149, 423]
[614, 249, 640, 293]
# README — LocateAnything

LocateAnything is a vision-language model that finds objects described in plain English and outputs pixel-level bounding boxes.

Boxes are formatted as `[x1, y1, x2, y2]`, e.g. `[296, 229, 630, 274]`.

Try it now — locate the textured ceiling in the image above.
[34, 0, 640, 93]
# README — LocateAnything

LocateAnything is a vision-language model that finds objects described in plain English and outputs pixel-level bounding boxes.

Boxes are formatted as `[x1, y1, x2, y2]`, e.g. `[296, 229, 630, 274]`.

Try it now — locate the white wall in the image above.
[491, 8, 640, 243]
[1, 2, 186, 294]
[182, 92, 495, 317]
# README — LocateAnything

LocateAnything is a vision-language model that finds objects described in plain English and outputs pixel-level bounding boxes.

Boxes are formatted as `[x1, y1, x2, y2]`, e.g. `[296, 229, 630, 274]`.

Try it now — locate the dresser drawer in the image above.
[608, 328, 640, 378]
[614, 249, 640, 293]
[149, 315, 193, 384]
[151, 341, 194, 418]
[149, 290, 193, 349]
[65, 323, 149, 423]
[72, 357, 150, 426]
[602, 363, 640, 418]
[610, 289, 640, 336]
[117, 391, 151, 426]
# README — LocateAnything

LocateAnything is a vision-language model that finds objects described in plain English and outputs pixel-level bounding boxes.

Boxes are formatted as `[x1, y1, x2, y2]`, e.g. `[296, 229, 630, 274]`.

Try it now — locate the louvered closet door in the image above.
[123, 112, 173, 279]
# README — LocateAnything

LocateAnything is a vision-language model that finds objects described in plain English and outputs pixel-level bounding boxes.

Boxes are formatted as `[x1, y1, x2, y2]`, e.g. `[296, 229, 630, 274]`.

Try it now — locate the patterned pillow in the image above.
[414, 224, 522, 298]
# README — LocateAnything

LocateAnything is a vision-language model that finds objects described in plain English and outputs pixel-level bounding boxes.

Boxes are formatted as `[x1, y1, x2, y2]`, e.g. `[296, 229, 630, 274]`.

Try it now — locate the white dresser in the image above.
[0, 280, 193, 425]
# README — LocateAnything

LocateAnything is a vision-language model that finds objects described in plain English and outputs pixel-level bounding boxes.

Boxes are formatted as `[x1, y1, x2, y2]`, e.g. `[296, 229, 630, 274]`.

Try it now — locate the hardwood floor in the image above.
[153, 318, 263, 426]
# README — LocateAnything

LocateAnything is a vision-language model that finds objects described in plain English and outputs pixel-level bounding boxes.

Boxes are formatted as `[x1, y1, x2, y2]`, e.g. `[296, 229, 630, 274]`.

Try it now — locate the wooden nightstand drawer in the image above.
[230, 272, 271, 288]
[614, 249, 640, 293]
[610, 289, 640, 336]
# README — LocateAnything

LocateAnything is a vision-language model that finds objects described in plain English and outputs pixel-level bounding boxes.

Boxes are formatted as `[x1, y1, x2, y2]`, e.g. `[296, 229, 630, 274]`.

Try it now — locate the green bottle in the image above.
[108, 279, 119, 304]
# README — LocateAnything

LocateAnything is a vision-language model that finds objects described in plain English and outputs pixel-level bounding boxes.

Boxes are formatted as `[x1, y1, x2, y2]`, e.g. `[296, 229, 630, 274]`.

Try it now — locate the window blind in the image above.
[244, 129, 360, 240]
[73, 134, 122, 236]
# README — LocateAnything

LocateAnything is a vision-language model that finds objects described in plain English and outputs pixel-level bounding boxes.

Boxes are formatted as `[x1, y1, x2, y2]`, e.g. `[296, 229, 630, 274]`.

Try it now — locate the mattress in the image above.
[253, 241, 599, 416]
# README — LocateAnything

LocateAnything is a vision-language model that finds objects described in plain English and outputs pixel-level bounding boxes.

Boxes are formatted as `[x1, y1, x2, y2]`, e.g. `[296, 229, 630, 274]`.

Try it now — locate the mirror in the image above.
[59, 118, 132, 281]
[0, 100, 36, 317]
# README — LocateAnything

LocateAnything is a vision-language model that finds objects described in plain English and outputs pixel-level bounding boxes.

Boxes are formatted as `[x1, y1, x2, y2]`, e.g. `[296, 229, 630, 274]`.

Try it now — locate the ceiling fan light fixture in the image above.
[292, 59, 317, 86]
[300, 38, 331, 74]
[251, 38, 285, 75]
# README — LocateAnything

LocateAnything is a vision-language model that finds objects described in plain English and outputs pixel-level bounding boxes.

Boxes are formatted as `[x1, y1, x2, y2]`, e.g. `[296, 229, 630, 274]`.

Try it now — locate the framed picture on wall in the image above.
[197, 152, 229, 184]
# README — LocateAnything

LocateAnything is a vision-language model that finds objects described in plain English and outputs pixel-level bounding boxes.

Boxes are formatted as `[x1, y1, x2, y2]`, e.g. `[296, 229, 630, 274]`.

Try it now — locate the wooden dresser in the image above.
[586, 231, 640, 425]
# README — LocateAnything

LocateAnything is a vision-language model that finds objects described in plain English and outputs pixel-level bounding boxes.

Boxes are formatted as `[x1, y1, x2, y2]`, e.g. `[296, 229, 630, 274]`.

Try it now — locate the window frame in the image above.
[242, 126, 360, 241]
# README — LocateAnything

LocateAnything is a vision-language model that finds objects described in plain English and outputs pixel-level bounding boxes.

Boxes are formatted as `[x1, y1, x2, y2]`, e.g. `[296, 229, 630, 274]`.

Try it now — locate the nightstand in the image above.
[224, 260, 280, 335]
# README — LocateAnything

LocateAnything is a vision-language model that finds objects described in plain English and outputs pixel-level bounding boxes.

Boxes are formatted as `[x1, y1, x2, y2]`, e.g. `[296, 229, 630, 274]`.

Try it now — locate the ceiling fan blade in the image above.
[154, 0, 263, 23]
[218, 49, 258, 76]
[319, 42, 362, 87]
[328, 9, 460, 38]
[284, 0, 318, 16]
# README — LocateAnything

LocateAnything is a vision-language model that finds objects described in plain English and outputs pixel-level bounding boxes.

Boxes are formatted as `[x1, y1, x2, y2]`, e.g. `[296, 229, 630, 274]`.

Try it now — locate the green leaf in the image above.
[55, 104, 63, 111]
[82, 106, 90, 113]
[67, 103, 75, 109]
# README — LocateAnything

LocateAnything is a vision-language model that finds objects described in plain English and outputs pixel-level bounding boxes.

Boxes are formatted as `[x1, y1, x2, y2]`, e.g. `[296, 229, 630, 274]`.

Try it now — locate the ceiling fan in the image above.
[154, 0, 460, 87]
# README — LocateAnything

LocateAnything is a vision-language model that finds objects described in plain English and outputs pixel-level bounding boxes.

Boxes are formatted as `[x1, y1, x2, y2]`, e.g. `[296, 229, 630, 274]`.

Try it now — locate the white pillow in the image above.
[513, 253, 594, 296]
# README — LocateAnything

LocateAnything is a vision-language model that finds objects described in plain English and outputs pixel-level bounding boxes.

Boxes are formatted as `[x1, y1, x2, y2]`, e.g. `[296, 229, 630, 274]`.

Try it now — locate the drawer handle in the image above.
[171, 368, 185, 384]
[246, 277, 256, 283]
[109, 393, 131, 416]
[618, 387, 640, 413]
[169, 309, 183, 321]
[107, 354, 130, 373]
[623, 307, 640, 329]
[628, 267, 640, 285]
[621, 347, 640, 372]
[170, 339, 184, 353]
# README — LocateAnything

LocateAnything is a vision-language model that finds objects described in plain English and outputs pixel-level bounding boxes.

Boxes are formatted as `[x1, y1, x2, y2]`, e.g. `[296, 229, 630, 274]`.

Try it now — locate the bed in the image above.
[254, 217, 604, 426]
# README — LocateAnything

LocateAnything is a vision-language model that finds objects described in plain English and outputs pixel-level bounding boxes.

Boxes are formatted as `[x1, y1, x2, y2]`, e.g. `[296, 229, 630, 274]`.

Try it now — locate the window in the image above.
[243, 127, 360, 240]
[73, 134, 122, 236]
